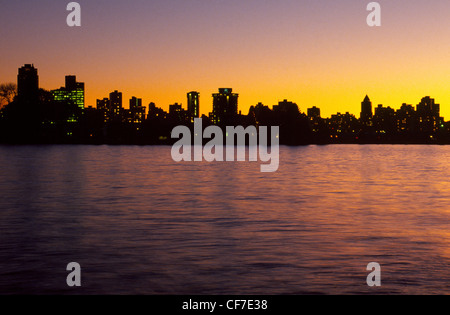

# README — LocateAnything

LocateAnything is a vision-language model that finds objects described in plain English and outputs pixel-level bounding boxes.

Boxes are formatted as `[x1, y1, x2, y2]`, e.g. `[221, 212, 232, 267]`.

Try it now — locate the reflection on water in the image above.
[0, 145, 449, 294]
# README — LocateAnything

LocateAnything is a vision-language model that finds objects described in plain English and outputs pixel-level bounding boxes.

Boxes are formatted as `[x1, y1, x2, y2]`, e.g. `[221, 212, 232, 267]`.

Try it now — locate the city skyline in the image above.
[3, 61, 448, 121]
[0, 1, 449, 119]
[1, 63, 447, 147]
[2, 63, 446, 123]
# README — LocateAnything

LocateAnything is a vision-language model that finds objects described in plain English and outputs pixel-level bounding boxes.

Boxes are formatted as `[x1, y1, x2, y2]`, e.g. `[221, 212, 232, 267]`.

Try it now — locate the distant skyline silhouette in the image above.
[0, 63, 448, 146]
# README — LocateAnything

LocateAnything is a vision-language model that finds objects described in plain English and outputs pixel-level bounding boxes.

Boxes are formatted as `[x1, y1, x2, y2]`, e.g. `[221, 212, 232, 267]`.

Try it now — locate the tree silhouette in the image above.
[0, 83, 17, 109]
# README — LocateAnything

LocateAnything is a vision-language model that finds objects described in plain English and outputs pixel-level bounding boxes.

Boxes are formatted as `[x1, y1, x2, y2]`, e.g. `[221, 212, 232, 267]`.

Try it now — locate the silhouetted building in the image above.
[307, 106, 321, 118]
[417, 97, 441, 128]
[147, 102, 167, 120]
[96, 98, 111, 123]
[129, 97, 146, 124]
[360, 95, 373, 124]
[148, 102, 156, 112]
[328, 112, 359, 139]
[109, 90, 123, 120]
[373, 104, 395, 134]
[187, 91, 200, 123]
[307, 106, 321, 133]
[130, 97, 142, 109]
[96, 98, 110, 110]
[395, 103, 415, 133]
[416, 96, 442, 135]
[248, 102, 273, 126]
[212, 88, 238, 125]
[273, 99, 299, 114]
[169, 103, 182, 114]
[52, 75, 85, 110]
[417, 96, 440, 117]
[17, 64, 39, 104]
[169, 103, 186, 121]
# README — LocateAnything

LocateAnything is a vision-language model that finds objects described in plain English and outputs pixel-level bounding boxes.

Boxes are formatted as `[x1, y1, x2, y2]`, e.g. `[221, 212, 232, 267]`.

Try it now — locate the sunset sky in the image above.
[0, 0, 449, 119]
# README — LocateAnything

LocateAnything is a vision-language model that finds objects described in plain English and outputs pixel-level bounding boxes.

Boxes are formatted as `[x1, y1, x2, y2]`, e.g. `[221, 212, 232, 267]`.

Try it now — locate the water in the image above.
[0, 145, 449, 295]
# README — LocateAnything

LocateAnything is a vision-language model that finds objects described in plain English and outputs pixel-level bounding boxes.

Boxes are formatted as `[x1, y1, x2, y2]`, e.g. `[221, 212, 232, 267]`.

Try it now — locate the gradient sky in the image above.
[0, 0, 449, 118]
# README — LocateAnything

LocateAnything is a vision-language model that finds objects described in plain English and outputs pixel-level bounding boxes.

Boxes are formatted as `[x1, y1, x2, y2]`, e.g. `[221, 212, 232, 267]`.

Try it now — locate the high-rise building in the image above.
[65, 76, 85, 109]
[328, 112, 359, 136]
[17, 64, 39, 104]
[307, 106, 321, 133]
[273, 99, 299, 114]
[129, 97, 142, 109]
[109, 90, 123, 120]
[416, 96, 441, 134]
[395, 104, 415, 133]
[211, 88, 238, 125]
[96, 98, 111, 122]
[187, 91, 200, 122]
[307, 106, 321, 118]
[169, 103, 186, 121]
[360, 95, 373, 123]
[129, 97, 146, 124]
[373, 104, 396, 133]
[147, 102, 167, 120]
[52, 75, 85, 110]
[96, 98, 110, 110]
[417, 96, 439, 117]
